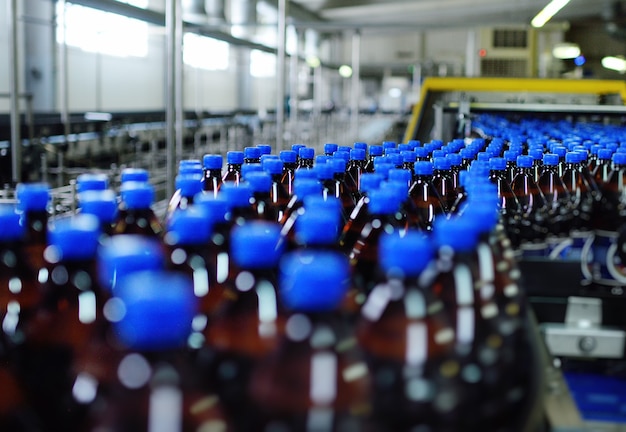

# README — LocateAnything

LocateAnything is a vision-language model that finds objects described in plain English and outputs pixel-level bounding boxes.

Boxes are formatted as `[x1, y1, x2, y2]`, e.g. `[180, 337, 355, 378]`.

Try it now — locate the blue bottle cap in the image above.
[296, 203, 340, 245]
[401, 151, 417, 163]
[303, 195, 342, 216]
[384, 148, 400, 155]
[368, 188, 398, 215]
[408, 140, 421, 149]
[179, 159, 201, 167]
[414, 161, 434, 176]
[194, 194, 230, 225]
[489, 157, 506, 171]
[262, 158, 284, 176]
[299, 147, 315, 159]
[246, 172, 272, 193]
[516, 155, 533, 168]
[381, 181, 409, 205]
[369, 145, 383, 156]
[446, 153, 462, 167]
[257, 144, 272, 155]
[476, 152, 491, 162]
[414, 147, 429, 158]
[433, 216, 478, 252]
[166, 207, 211, 245]
[120, 181, 155, 210]
[338, 146, 352, 153]
[176, 174, 204, 198]
[552, 146, 567, 158]
[203, 154, 223, 170]
[324, 143, 339, 154]
[612, 152, 626, 165]
[315, 163, 335, 180]
[432, 150, 446, 160]
[292, 144, 306, 153]
[354, 142, 368, 151]
[388, 168, 412, 185]
[76, 173, 109, 193]
[460, 148, 475, 160]
[375, 163, 394, 179]
[382, 141, 396, 149]
[350, 149, 366, 161]
[433, 157, 451, 170]
[79, 190, 118, 224]
[121, 168, 149, 183]
[241, 163, 263, 179]
[542, 153, 559, 166]
[231, 221, 283, 269]
[114, 270, 196, 351]
[178, 164, 203, 176]
[221, 182, 252, 208]
[260, 155, 279, 165]
[398, 144, 412, 152]
[330, 158, 346, 174]
[316, 155, 329, 165]
[503, 150, 518, 162]
[380, 230, 432, 278]
[388, 153, 403, 167]
[565, 152, 580, 164]
[293, 178, 323, 199]
[360, 173, 384, 194]
[0, 206, 23, 241]
[576, 150, 588, 161]
[463, 202, 498, 234]
[598, 149, 613, 160]
[48, 214, 101, 261]
[589, 145, 602, 156]
[244, 147, 262, 160]
[294, 169, 317, 180]
[280, 150, 297, 164]
[16, 183, 50, 212]
[280, 251, 349, 312]
[227, 151, 244, 165]
[333, 151, 350, 162]
[98, 235, 164, 292]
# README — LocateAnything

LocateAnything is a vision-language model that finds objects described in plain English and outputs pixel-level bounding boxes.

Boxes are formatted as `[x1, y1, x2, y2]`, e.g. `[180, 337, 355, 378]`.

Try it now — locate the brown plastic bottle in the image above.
[249, 250, 372, 431]
[113, 181, 163, 238]
[16, 183, 50, 272]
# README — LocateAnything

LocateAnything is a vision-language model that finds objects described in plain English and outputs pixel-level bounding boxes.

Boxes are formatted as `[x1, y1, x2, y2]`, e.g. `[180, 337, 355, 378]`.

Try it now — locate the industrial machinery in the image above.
[405, 76, 626, 431]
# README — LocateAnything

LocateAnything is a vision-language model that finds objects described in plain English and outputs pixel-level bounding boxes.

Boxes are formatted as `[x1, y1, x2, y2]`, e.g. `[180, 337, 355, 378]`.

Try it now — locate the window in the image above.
[56, 0, 149, 58]
[250, 50, 276, 78]
[183, 33, 229, 70]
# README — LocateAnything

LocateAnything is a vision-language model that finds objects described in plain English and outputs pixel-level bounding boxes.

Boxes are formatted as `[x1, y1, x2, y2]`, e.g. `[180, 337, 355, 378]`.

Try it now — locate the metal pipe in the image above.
[59, 0, 71, 181]
[165, 0, 178, 198]
[289, 26, 299, 138]
[175, 0, 184, 162]
[8, 0, 21, 184]
[275, 0, 287, 151]
[350, 30, 361, 140]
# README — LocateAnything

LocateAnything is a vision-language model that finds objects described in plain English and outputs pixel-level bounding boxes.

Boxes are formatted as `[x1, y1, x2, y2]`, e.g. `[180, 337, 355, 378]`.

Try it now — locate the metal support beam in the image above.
[289, 27, 300, 136]
[59, 0, 71, 184]
[8, 0, 21, 184]
[166, 0, 181, 199]
[350, 30, 361, 140]
[275, 0, 288, 151]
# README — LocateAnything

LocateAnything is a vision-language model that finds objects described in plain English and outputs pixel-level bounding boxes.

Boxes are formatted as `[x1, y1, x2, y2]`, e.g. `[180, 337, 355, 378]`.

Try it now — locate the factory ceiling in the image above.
[287, 0, 626, 30]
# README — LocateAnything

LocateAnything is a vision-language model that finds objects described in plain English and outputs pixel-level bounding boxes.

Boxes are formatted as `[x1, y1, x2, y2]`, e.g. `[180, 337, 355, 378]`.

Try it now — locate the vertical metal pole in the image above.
[174, 0, 184, 162]
[275, 0, 288, 151]
[8, 0, 21, 184]
[165, 0, 179, 198]
[289, 27, 299, 141]
[59, 0, 70, 185]
[350, 30, 361, 141]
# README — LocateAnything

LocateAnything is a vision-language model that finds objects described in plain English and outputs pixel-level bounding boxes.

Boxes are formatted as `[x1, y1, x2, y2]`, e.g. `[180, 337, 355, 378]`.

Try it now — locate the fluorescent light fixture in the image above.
[388, 88, 402, 98]
[602, 56, 626, 73]
[338, 65, 353, 78]
[552, 43, 580, 59]
[531, 0, 571, 28]
[84, 112, 113, 121]
[306, 56, 321, 68]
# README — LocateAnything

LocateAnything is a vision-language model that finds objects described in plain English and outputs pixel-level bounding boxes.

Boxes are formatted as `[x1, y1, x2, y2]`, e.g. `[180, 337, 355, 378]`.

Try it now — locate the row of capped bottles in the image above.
[11, 114, 626, 430]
